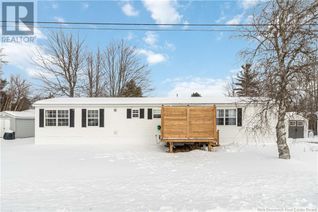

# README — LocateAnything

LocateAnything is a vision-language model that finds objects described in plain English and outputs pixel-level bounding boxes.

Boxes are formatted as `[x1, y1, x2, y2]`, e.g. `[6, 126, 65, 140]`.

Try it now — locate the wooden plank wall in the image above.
[161, 105, 217, 142]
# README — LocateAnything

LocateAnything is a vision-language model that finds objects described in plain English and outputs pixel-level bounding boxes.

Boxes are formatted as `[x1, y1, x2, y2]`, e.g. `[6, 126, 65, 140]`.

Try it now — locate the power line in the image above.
[1, 20, 318, 27]
[2, 25, 317, 33]
[18, 26, 254, 32]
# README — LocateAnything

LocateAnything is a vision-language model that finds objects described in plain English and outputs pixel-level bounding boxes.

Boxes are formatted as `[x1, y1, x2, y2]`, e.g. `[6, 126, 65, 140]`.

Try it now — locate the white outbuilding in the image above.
[0, 110, 35, 139]
[33, 97, 283, 146]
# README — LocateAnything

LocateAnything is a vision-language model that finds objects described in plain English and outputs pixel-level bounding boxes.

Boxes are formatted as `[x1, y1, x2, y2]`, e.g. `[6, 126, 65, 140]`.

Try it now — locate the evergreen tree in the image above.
[121, 80, 142, 97]
[191, 92, 201, 97]
[234, 64, 259, 97]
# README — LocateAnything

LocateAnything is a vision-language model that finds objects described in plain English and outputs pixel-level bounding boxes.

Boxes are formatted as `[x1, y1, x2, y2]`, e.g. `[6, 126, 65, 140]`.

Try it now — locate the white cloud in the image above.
[166, 77, 228, 98]
[126, 32, 134, 41]
[81, 2, 89, 10]
[121, 2, 139, 16]
[143, 31, 158, 46]
[246, 15, 254, 24]
[51, 2, 58, 9]
[216, 32, 224, 41]
[226, 14, 244, 24]
[183, 20, 189, 29]
[142, 0, 182, 24]
[164, 41, 176, 51]
[1, 28, 47, 77]
[241, 0, 260, 9]
[53, 17, 65, 23]
[137, 49, 167, 65]
[2, 42, 44, 77]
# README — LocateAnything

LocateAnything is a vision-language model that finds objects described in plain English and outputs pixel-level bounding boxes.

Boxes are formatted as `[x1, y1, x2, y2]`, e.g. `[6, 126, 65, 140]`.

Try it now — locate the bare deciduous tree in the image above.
[34, 31, 85, 97]
[0, 48, 8, 108]
[1, 75, 31, 111]
[0, 48, 6, 73]
[83, 49, 105, 97]
[240, 0, 318, 159]
[103, 40, 151, 97]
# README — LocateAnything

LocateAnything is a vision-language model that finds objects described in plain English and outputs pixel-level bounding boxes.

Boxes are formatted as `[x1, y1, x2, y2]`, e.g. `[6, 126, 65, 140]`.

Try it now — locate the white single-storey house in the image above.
[32, 97, 311, 146]
[0, 110, 35, 139]
[33, 97, 287, 146]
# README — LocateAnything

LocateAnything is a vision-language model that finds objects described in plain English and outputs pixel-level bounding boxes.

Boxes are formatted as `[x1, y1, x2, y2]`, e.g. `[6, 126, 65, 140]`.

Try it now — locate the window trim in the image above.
[44, 109, 69, 127]
[153, 108, 161, 119]
[216, 108, 237, 126]
[87, 109, 99, 127]
[225, 109, 237, 126]
[216, 109, 225, 126]
[45, 110, 57, 127]
[132, 109, 139, 118]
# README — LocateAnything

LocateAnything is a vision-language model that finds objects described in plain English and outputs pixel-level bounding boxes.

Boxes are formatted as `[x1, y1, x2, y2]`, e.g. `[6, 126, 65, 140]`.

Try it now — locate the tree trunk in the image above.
[275, 103, 290, 159]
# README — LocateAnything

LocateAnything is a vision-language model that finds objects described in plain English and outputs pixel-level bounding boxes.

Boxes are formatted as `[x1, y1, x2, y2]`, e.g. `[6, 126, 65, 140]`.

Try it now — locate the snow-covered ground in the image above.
[1, 138, 317, 211]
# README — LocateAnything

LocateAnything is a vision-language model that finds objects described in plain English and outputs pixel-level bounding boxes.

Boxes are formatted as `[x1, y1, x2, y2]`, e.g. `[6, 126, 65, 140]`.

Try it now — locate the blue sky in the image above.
[1, 0, 260, 97]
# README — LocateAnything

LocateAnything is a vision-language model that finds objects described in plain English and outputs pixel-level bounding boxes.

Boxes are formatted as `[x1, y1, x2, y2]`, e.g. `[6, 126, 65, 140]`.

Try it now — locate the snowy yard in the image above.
[1, 138, 317, 211]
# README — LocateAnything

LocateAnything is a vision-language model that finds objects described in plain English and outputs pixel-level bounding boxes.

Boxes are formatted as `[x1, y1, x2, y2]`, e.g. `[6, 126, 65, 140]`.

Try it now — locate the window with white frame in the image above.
[88, 110, 99, 126]
[217, 109, 237, 126]
[225, 109, 236, 125]
[153, 108, 161, 118]
[58, 110, 69, 126]
[216, 109, 224, 125]
[45, 110, 57, 126]
[45, 110, 69, 127]
[132, 109, 139, 118]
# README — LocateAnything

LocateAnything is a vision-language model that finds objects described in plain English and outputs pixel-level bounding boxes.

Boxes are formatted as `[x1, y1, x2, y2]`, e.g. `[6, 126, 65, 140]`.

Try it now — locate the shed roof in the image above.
[1, 110, 35, 119]
[33, 97, 253, 106]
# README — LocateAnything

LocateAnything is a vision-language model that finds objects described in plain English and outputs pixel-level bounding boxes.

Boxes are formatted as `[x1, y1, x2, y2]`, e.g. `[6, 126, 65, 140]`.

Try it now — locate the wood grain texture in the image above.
[161, 105, 218, 143]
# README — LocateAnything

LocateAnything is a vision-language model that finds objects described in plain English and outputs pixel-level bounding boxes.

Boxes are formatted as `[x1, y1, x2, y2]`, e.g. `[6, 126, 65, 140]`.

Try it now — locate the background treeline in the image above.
[0, 33, 151, 111]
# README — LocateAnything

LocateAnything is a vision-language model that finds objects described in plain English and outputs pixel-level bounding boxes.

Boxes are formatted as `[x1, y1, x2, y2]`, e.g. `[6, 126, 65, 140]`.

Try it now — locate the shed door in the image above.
[288, 120, 304, 139]
[0, 119, 11, 138]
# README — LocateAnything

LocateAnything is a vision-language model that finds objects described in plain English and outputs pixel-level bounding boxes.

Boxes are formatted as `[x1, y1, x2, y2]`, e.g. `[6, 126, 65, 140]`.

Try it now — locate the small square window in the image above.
[297, 121, 304, 126]
[132, 109, 139, 118]
[88, 110, 99, 126]
[45, 110, 57, 126]
[153, 109, 161, 118]
[45, 118, 56, 126]
[216, 109, 224, 125]
[225, 109, 236, 125]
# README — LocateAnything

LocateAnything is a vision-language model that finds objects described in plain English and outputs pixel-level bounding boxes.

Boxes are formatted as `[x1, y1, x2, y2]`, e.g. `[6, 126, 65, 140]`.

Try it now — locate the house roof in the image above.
[1, 110, 35, 119]
[33, 97, 253, 107]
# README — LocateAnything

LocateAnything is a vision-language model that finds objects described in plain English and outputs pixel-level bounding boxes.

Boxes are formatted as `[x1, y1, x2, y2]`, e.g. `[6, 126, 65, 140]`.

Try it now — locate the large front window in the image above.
[88, 110, 99, 126]
[225, 109, 236, 125]
[217, 109, 236, 126]
[45, 110, 69, 126]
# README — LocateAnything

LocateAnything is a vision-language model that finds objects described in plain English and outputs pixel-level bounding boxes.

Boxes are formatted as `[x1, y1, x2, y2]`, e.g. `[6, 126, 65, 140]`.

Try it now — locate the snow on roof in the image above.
[1, 109, 35, 119]
[33, 97, 253, 106]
